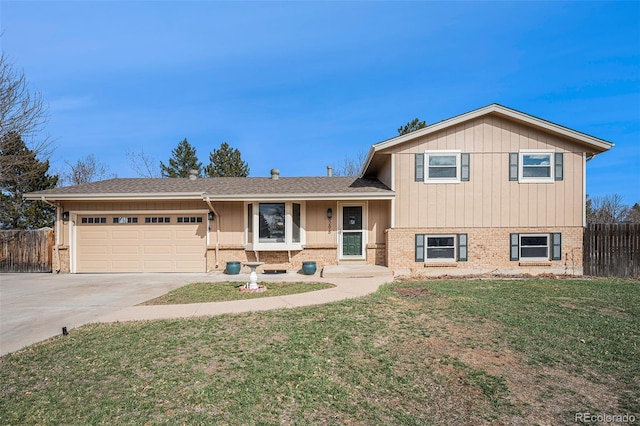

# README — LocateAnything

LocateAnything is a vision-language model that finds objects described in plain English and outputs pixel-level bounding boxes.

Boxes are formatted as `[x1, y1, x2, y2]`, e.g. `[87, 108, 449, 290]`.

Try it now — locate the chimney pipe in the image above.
[188, 169, 198, 180]
[270, 168, 280, 180]
[327, 165, 333, 177]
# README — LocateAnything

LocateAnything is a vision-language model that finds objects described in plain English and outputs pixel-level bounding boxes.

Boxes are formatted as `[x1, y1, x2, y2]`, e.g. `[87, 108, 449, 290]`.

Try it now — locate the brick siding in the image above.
[385, 227, 583, 276]
[207, 246, 339, 273]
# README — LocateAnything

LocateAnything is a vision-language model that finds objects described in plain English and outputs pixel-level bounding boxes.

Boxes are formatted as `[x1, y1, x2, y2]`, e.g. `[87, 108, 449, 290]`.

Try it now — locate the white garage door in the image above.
[76, 214, 206, 273]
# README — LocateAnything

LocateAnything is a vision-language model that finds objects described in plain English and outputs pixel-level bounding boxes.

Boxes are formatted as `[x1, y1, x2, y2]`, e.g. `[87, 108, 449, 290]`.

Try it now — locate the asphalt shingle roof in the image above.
[26, 177, 393, 199]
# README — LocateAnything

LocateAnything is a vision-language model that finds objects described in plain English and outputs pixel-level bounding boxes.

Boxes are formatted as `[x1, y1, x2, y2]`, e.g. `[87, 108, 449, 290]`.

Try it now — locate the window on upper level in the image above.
[510, 150, 563, 183]
[415, 151, 470, 183]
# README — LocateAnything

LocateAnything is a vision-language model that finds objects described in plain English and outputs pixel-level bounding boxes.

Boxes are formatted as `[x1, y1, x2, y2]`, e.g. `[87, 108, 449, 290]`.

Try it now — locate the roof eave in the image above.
[26, 191, 395, 202]
[24, 192, 206, 201]
[205, 192, 395, 201]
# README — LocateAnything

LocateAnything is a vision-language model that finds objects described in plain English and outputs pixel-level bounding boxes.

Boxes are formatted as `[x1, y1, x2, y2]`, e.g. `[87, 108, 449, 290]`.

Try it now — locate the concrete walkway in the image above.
[1, 269, 393, 355]
[98, 271, 392, 322]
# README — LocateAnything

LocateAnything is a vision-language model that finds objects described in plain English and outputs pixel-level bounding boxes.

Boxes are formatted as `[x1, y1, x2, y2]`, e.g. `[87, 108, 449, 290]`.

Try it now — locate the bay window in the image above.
[246, 201, 304, 250]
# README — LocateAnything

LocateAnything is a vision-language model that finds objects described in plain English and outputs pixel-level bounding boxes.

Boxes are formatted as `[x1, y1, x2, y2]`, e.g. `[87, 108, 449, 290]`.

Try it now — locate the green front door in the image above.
[342, 206, 363, 257]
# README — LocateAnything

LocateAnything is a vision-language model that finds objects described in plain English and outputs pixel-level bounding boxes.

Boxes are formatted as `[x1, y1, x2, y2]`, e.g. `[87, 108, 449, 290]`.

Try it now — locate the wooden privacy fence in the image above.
[0, 229, 53, 273]
[584, 223, 640, 278]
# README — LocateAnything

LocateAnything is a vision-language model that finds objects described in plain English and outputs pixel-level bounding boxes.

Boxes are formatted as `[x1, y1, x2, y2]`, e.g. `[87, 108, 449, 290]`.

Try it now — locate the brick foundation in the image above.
[366, 243, 387, 266]
[207, 245, 340, 273]
[385, 227, 583, 276]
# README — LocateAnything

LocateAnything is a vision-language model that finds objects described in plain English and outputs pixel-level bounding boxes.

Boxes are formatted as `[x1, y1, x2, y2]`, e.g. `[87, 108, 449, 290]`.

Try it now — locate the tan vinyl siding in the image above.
[367, 200, 390, 243]
[213, 202, 244, 245]
[389, 116, 585, 229]
[377, 155, 393, 189]
[304, 201, 338, 246]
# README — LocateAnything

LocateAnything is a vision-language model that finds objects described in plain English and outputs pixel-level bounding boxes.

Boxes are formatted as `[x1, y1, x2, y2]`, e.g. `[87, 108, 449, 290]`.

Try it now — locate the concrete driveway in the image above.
[0, 273, 207, 356]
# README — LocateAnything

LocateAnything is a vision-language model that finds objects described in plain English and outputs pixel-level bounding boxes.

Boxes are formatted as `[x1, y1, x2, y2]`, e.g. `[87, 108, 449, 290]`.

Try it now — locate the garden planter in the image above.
[226, 261, 241, 275]
[302, 261, 317, 275]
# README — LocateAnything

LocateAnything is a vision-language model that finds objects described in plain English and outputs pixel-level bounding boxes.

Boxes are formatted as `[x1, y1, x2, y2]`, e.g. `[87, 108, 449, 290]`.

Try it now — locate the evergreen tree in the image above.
[159, 138, 202, 178]
[205, 142, 249, 177]
[0, 132, 58, 229]
[626, 203, 640, 223]
[398, 118, 427, 135]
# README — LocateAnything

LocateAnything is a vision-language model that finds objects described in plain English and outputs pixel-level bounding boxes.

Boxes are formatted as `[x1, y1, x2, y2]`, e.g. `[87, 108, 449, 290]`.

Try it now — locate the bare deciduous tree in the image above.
[126, 148, 160, 178]
[0, 54, 52, 183]
[586, 194, 630, 223]
[332, 151, 367, 177]
[60, 154, 113, 186]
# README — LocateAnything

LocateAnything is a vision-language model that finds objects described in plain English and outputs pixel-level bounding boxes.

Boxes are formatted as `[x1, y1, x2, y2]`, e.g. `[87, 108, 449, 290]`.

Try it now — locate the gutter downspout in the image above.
[40, 196, 61, 273]
[205, 197, 221, 269]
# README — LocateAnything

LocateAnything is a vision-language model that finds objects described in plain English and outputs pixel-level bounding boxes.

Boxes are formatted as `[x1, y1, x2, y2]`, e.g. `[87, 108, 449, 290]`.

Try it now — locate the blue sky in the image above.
[2, 1, 639, 204]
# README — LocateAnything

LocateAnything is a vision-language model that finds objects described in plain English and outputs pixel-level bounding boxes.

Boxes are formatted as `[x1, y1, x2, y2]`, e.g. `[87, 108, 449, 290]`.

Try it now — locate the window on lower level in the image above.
[416, 234, 468, 262]
[520, 235, 549, 258]
[427, 236, 456, 259]
[510, 233, 562, 261]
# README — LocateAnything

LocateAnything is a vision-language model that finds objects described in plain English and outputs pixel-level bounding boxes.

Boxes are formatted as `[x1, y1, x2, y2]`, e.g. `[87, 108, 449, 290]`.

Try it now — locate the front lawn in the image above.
[141, 281, 335, 305]
[1, 277, 638, 425]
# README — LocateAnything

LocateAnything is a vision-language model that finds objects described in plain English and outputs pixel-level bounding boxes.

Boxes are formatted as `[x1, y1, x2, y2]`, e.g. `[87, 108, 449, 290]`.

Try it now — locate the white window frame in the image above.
[519, 150, 554, 183]
[519, 234, 549, 260]
[425, 234, 457, 262]
[245, 201, 305, 251]
[424, 150, 461, 184]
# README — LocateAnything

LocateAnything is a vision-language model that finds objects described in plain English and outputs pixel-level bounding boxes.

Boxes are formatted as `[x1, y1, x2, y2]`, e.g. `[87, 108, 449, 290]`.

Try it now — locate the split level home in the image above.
[25, 104, 613, 275]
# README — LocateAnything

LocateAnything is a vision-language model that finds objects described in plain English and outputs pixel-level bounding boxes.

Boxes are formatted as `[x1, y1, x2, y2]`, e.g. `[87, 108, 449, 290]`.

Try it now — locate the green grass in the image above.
[1, 278, 638, 425]
[141, 281, 335, 304]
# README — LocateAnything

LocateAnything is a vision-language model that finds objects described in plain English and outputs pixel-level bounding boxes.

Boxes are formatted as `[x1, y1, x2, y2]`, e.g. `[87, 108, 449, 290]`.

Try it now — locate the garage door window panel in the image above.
[145, 217, 171, 223]
[178, 217, 203, 223]
[113, 217, 138, 224]
[81, 217, 106, 224]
